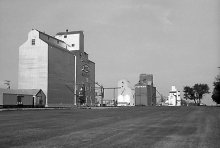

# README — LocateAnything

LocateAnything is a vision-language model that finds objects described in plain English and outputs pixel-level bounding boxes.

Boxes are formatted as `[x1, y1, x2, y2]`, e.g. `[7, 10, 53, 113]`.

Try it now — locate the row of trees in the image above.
[183, 68, 220, 105]
[183, 84, 210, 105]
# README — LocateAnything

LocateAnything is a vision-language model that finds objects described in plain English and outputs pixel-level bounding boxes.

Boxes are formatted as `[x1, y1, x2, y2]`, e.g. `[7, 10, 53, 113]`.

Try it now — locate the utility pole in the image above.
[74, 55, 77, 105]
[101, 85, 104, 107]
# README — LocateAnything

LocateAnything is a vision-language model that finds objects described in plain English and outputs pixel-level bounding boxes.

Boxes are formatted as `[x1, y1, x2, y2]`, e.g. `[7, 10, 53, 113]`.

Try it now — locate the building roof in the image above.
[0, 88, 44, 96]
[56, 30, 83, 35]
[87, 59, 95, 64]
[33, 29, 78, 56]
[34, 29, 65, 44]
[135, 83, 147, 87]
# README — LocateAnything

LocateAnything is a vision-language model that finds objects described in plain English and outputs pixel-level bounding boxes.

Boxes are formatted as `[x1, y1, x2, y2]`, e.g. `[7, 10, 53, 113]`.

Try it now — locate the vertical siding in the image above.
[18, 30, 48, 100]
[152, 87, 156, 106]
[147, 85, 151, 106]
[141, 87, 148, 105]
[88, 61, 95, 104]
[135, 87, 148, 106]
[135, 87, 140, 105]
[22, 96, 33, 105]
[0, 93, 3, 106]
[3, 94, 33, 106]
[3, 94, 17, 105]
[48, 45, 75, 106]
[72, 50, 95, 105]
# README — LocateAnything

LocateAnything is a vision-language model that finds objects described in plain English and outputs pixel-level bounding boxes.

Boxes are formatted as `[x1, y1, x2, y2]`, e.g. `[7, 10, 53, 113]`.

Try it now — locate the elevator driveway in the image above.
[0, 106, 219, 148]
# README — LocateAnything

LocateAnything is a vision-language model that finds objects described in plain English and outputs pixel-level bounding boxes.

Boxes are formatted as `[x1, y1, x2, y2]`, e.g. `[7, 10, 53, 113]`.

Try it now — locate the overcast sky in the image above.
[0, 0, 219, 105]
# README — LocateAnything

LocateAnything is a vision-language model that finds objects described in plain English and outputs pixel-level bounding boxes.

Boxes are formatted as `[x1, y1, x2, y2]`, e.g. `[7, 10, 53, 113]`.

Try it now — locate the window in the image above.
[57, 40, 59, 44]
[31, 39, 35, 45]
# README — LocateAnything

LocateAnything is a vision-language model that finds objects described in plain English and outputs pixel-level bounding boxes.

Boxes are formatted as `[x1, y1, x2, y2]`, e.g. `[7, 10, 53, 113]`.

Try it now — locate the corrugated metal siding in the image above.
[0, 93, 3, 106]
[152, 87, 156, 106]
[3, 94, 17, 105]
[135, 87, 140, 105]
[135, 87, 148, 106]
[87, 61, 95, 105]
[3, 94, 33, 106]
[48, 45, 75, 106]
[22, 96, 33, 105]
[147, 86, 151, 106]
[141, 87, 148, 105]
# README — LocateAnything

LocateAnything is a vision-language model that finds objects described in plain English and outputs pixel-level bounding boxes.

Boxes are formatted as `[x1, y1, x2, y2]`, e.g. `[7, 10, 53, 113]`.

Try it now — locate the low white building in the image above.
[167, 86, 181, 106]
[117, 79, 134, 106]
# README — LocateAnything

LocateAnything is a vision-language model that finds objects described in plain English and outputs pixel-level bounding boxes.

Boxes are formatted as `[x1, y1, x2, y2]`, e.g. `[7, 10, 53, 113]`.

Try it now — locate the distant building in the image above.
[139, 74, 153, 85]
[18, 29, 95, 107]
[134, 74, 156, 106]
[167, 86, 181, 106]
[117, 79, 134, 106]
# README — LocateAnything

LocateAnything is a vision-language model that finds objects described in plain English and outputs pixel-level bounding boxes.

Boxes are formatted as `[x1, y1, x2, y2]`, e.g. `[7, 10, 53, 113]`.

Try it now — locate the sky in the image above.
[0, 0, 219, 105]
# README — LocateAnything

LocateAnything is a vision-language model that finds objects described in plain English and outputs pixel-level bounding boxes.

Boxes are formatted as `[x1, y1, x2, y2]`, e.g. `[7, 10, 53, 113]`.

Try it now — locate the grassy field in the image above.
[0, 106, 219, 148]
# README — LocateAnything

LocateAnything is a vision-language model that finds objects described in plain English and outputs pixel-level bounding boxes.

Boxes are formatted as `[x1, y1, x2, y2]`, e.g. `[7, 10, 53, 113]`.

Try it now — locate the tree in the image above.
[193, 84, 210, 105]
[183, 84, 210, 105]
[183, 86, 196, 104]
[212, 71, 220, 104]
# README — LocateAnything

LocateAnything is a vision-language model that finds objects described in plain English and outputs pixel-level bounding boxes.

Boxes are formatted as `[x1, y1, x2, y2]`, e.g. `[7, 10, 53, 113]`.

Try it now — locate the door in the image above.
[17, 95, 24, 106]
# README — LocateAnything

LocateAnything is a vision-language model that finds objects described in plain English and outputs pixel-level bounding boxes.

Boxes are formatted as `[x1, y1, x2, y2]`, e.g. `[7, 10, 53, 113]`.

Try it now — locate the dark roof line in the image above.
[87, 59, 95, 64]
[56, 30, 84, 35]
[34, 29, 66, 43]
[32, 29, 79, 55]
[0, 88, 42, 95]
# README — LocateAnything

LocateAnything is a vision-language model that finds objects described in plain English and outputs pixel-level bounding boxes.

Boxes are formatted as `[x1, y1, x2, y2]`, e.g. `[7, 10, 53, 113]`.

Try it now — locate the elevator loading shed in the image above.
[0, 88, 46, 108]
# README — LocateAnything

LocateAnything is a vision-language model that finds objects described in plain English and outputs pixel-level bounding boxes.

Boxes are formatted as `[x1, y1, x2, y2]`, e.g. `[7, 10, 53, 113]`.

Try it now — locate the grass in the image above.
[0, 106, 220, 148]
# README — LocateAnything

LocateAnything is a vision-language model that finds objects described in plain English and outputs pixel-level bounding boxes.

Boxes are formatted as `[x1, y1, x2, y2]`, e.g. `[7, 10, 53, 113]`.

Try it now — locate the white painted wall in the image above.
[168, 86, 181, 106]
[18, 30, 48, 106]
[55, 34, 80, 51]
[117, 79, 134, 106]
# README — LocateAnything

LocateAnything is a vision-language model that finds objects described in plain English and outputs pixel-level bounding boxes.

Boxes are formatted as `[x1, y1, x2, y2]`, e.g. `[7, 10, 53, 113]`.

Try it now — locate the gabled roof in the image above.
[0, 88, 44, 96]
